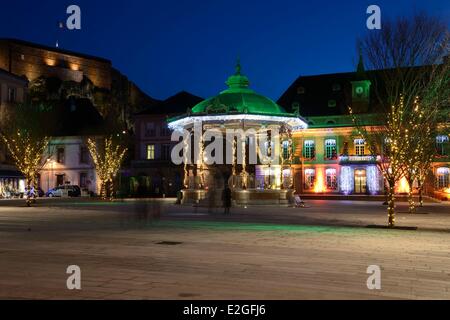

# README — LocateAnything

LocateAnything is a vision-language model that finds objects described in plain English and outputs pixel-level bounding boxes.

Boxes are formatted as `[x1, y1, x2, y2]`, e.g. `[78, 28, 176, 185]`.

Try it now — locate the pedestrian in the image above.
[223, 186, 232, 214]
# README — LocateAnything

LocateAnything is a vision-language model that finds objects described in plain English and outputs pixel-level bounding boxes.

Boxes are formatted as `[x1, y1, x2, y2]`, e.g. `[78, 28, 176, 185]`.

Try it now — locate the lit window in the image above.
[325, 139, 337, 160]
[436, 135, 449, 156]
[436, 167, 449, 189]
[304, 169, 315, 190]
[354, 139, 365, 156]
[146, 145, 155, 160]
[304, 140, 315, 159]
[326, 168, 337, 190]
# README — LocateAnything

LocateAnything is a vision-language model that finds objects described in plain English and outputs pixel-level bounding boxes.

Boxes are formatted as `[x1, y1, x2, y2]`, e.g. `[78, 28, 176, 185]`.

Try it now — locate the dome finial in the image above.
[235, 56, 241, 75]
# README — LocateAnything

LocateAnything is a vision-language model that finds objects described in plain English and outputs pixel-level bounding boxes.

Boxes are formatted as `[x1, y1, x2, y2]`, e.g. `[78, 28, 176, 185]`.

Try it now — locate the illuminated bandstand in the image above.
[168, 62, 308, 206]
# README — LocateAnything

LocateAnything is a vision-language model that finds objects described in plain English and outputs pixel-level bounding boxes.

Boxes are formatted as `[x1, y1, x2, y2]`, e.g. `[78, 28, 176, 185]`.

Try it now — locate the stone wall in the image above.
[0, 39, 112, 90]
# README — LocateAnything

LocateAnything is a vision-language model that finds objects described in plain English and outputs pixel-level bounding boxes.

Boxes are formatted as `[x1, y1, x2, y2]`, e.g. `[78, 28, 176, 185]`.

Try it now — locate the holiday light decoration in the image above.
[340, 166, 353, 195]
[168, 114, 307, 132]
[87, 136, 127, 200]
[349, 95, 411, 227]
[366, 165, 380, 195]
[240, 135, 247, 189]
[1, 130, 49, 189]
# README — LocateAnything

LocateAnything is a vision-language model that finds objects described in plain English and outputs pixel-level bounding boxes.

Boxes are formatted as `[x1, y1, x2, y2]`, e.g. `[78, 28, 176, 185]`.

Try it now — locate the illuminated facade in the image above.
[278, 63, 450, 198]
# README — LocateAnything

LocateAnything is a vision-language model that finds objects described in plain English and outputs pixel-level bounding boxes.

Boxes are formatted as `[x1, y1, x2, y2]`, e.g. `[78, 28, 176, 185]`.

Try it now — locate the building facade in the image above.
[0, 68, 28, 197]
[39, 137, 97, 194]
[129, 91, 203, 197]
[278, 65, 450, 198]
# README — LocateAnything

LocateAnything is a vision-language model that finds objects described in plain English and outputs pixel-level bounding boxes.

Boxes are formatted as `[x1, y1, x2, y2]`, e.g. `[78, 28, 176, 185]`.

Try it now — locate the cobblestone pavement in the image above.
[0, 199, 449, 299]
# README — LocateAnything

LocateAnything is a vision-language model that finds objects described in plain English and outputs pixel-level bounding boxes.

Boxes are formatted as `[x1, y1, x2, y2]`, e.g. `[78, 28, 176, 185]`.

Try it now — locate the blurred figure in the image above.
[222, 186, 232, 214]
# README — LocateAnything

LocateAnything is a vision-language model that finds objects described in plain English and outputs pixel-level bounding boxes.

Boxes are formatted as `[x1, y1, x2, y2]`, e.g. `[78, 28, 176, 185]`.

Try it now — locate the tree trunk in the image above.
[109, 179, 114, 201]
[407, 179, 415, 213]
[417, 179, 424, 207]
[100, 181, 107, 200]
[387, 179, 396, 227]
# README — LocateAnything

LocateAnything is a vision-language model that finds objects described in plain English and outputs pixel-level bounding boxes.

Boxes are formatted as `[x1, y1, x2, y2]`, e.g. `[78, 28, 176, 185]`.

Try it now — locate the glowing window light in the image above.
[436, 167, 449, 189]
[340, 166, 353, 195]
[325, 168, 337, 190]
[436, 167, 449, 174]
[304, 168, 315, 190]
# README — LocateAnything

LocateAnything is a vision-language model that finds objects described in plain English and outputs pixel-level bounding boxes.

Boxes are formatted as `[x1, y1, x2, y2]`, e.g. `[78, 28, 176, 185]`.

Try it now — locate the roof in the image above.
[0, 38, 111, 64]
[136, 91, 203, 116]
[190, 62, 291, 117]
[0, 67, 28, 83]
[277, 70, 376, 117]
[167, 62, 308, 131]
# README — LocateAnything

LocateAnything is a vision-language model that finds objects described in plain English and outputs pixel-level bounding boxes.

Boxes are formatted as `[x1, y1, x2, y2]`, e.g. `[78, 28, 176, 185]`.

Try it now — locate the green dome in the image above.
[190, 62, 289, 116]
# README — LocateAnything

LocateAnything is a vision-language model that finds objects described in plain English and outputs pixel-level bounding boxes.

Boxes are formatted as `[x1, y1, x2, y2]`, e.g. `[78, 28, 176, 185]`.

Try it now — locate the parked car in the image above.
[46, 185, 81, 197]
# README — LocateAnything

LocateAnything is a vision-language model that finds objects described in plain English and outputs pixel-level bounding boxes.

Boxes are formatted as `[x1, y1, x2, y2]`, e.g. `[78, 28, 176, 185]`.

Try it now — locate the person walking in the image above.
[223, 186, 232, 214]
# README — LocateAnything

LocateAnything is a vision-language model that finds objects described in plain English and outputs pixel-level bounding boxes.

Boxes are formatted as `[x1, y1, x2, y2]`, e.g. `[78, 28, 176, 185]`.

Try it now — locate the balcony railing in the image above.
[338, 155, 380, 164]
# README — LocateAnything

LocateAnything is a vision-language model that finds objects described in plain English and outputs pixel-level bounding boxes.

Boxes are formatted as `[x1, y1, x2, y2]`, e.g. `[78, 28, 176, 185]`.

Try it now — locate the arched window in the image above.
[354, 139, 365, 156]
[304, 169, 315, 190]
[325, 168, 337, 190]
[325, 139, 337, 160]
[436, 167, 449, 189]
[436, 135, 449, 156]
[303, 140, 315, 159]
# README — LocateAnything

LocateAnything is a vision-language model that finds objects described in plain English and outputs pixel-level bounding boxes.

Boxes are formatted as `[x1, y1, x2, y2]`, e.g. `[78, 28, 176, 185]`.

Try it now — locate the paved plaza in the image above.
[0, 199, 450, 299]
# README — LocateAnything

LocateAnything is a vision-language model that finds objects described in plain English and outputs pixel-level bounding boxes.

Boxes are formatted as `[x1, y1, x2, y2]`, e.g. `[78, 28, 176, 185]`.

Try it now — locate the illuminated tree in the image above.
[351, 13, 449, 227]
[0, 102, 54, 193]
[87, 136, 127, 200]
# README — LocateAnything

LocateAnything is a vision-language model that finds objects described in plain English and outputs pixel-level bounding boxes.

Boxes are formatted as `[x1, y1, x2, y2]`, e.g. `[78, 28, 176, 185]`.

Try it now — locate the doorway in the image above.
[56, 174, 64, 187]
[354, 169, 367, 194]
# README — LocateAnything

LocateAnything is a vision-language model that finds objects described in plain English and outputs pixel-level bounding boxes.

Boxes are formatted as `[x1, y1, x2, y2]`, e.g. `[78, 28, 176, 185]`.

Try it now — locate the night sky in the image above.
[1, 0, 449, 101]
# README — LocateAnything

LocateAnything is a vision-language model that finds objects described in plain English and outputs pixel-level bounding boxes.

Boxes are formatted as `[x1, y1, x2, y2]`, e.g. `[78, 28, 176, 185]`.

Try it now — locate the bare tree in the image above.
[350, 13, 449, 226]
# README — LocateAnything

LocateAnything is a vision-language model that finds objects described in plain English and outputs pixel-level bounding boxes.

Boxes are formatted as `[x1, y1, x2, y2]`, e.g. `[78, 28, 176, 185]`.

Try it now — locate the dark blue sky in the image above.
[1, 0, 449, 101]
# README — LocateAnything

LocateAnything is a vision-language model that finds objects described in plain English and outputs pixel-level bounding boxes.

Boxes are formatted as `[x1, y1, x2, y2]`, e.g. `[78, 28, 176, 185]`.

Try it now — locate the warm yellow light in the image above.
[314, 168, 326, 193]
[69, 63, 80, 71]
[45, 58, 56, 66]
[396, 177, 410, 194]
